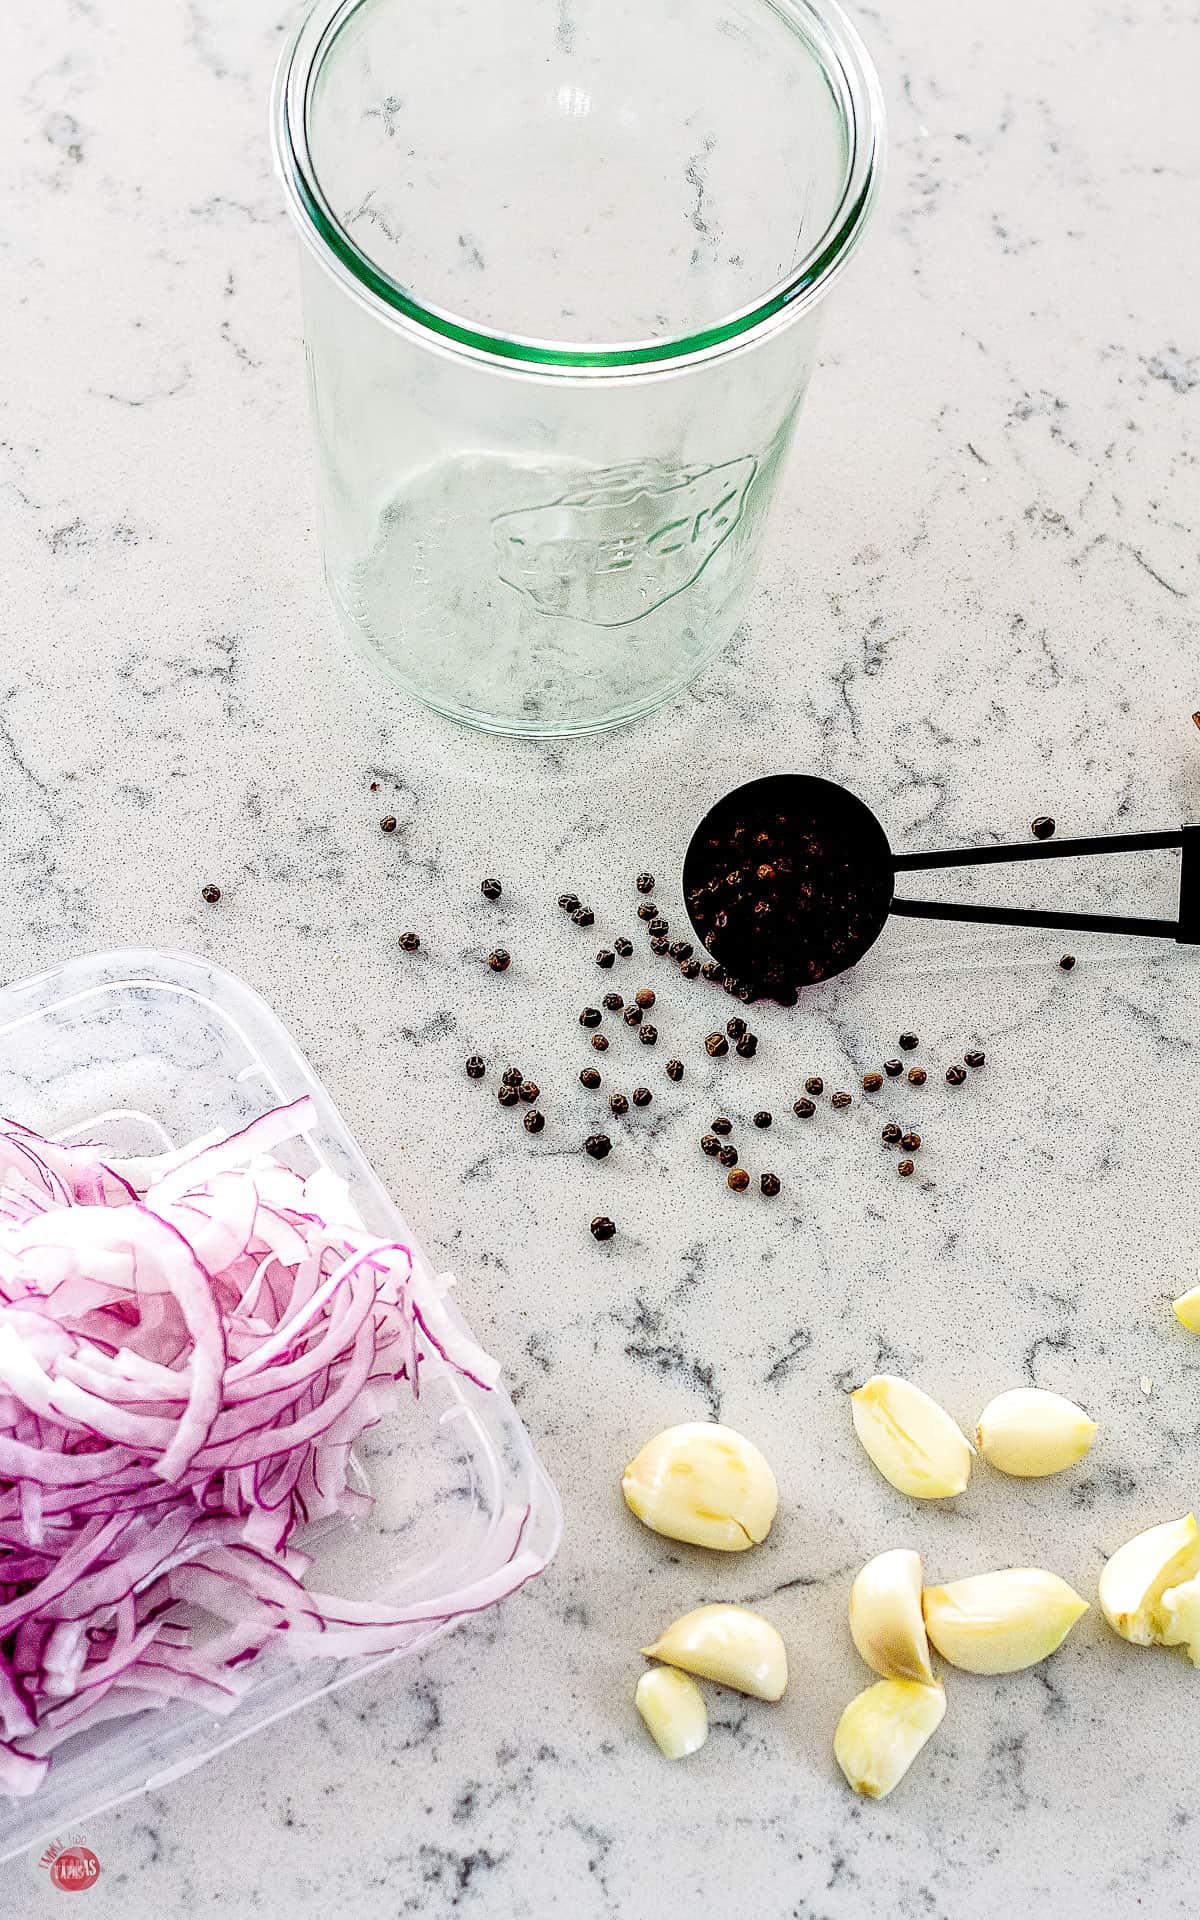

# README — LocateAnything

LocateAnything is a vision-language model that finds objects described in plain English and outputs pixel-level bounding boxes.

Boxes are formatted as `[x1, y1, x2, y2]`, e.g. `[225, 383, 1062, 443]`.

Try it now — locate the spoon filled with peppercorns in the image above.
[683, 773, 1200, 1003]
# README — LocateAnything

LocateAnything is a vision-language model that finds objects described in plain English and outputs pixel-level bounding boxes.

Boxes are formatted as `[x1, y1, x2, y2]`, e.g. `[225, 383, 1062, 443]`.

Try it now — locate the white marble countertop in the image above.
[4, 1, 1200, 1915]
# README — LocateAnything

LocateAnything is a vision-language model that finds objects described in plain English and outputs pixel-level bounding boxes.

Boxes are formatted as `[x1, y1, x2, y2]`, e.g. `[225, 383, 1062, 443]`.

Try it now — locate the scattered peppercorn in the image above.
[501, 1067, 524, 1088]
[718, 1144, 739, 1168]
[705, 1032, 729, 1057]
[884, 1060, 903, 1078]
[465, 1056, 486, 1079]
[648, 917, 668, 937]
[1031, 815, 1056, 841]
[897, 1158, 915, 1177]
[1059, 953, 1075, 970]
[805, 1076, 824, 1096]
[901, 1130, 921, 1151]
[523, 1110, 545, 1134]
[639, 1025, 658, 1046]
[899, 1032, 919, 1051]
[519, 1082, 539, 1104]
[650, 936, 670, 955]
[760, 1172, 781, 1197]
[591, 1033, 609, 1051]
[701, 960, 724, 982]
[584, 1134, 612, 1159]
[369, 781, 379, 792]
[596, 950, 616, 969]
[726, 1017, 747, 1040]
[831, 1091, 852, 1110]
[481, 878, 502, 900]
[609, 1092, 629, 1116]
[735, 1033, 757, 1058]
[881, 1122, 902, 1145]
[862, 1071, 884, 1092]
[946, 1064, 967, 1086]
[623, 1004, 643, 1027]
[632, 1087, 652, 1108]
[700, 1133, 721, 1157]
[680, 958, 701, 979]
[602, 991, 624, 1012]
[497, 1086, 519, 1108]
[580, 1067, 602, 1089]
[793, 1098, 816, 1119]
[572, 906, 595, 927]
[636, 871, 656, 894]
[399, 931, 421, 952]
[637, 901, 658, 922]
[579, 1007, 602, 1028]
[666, 1060, 684, 1082]
[380, 816, 397, 833]
[711, 1117, 733, 1135]
[907, 1067, 927, 1086]
[614, 937, 634, 957]
[724, 978, 752, 1002]
[487, 948, 510, 970]
[635, 988, 656, 1009]
[753, 1111, 772, 1129]
[201, 884, 221, 904]
[669, 941, 694, 961]
[590, 1216, 616, 1241]
[964, 1049, 986, 1069]
[559, 892, 581, 913]
[727, 1168, 751, 1193]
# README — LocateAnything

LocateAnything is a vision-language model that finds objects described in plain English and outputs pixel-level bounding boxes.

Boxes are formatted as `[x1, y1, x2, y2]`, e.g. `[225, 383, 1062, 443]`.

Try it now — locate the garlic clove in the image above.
[1172, 1286, 1200, 1333]
[975, 1387, 1097, 1477]
[1098, 1512, 1200, 1645]
[922, 1568, 1088, 1673]
[833, 1679, 946, 1799]
[1158, 1578, 1200, 1666]
[850, 1375, 973, 1500]
[635, 1666, 709, 1759]
[622, 1421, 778, 1552]
[848, 1548, 935, 1685]
[642, 1604, 788, 1701]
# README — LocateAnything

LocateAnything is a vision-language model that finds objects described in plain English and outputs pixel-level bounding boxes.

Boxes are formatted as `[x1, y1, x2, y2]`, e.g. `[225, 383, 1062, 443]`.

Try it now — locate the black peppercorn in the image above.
[602, 991, 624, 1012]
[666, 1060, 684, 1082]
[946, 1064, 967, 1086]
[623, 1004, 643, 1028]
[649, 936, 670, 955]
[572, 906, 595, 927]
[523, 1109, 545, 1134]
[831, 1091, 852, 1110]
[596, 950, 616, 969]
[725, 978, 752, 1002]
[726, 1017, 747, 1039]
[399, 931, 421, 952]
[735, 1033, 757, 1058]
[632, 1086, 652, 1107]
[804, 1076, 824, 1096]
[898, 1158, 915, 1177]
[648, 917, 668, 937]
[584, 1134, 612, 1159]
[1031, 815, 1056, 841]
[760, 1172, 781, 1197]
[669, 941, 694, 962]
[481, 877, 502, 900]
[727, 1168, 751, 1193]
[753, 1111, 772, 1128]
[899, 1032, 919, 1051]
[881, 1122, 902, 1145]
[380, 816, 397, 833]
[559, 892, 581, 913]
[862, 1071, 884, 1093]
[609, 1092, 629, 1116]
[884, 1060, 903, 1078]
[700, 1133, 721, 1157]
[465, 1056, 486, 1079]
[639, 1025, 657, 1046]
[907, 1067, 927, 1086]
[711, 1117, 733, 1135]
[519, 1081, 539, 1104]
[793, 1098, 816, 1119]
[637, 901, 658, 921]
[590, 1216, 616, 1241]
[614, 937, 634, 957]
[201, 884, 221, 904]
[901, 1130, 921, 1151]
[579, 1067, 602, 1089]
[579, 1007, 602, 1028]
[964, 1049, 986, 1069]
[635, 988, 656, 1009]
[705, 1032, 729, 1057]
[497, 1086, 519, 1108]
[487, 948, 510, 970]
[591, 1033, 609, 1051]
[680, 959, 701, 979]
[718, 1143, 739, 1168]
[701, 960, 724, 983]
[636, 871, 656, 894]
[501, 1066, 523, 1087]
[1059, 953, 1076, 970]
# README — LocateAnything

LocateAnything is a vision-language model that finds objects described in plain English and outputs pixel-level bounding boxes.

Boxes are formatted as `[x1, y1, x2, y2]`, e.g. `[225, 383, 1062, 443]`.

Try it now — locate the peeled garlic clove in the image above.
[850, 1375, 973, 1499]
[642, 1604, 788, 1701]
[922, 1568, 1088, 1673]
[622, 1421, 778, 1552]
[1172, 1286, 1200, 1333]
[1158, 1578, 1200, 1666]
[635, 1666, 709, 1759]
[833, 1679, 945, 1799]
[1098, 1512, 1200, 1644]
[848, 1548, 935, 1685]
[975, 1387, 1097, 1477]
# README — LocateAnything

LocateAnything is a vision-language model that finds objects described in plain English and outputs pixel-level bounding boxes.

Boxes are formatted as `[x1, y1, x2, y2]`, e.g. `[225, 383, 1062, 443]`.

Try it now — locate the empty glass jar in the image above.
[273, 0, 884, 735]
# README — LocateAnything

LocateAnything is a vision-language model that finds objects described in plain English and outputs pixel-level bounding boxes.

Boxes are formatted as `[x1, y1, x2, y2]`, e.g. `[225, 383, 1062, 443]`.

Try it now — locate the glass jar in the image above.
[273, 0, 884, 736]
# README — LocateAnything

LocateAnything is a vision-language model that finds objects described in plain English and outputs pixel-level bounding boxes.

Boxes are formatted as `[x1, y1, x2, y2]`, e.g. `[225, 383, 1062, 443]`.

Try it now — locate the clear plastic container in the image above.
[0, 949, 561, 1865]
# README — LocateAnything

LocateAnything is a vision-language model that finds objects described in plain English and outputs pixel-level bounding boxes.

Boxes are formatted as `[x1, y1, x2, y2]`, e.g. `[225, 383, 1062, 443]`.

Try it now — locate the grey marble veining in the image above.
[2, 1, 1199, 1915]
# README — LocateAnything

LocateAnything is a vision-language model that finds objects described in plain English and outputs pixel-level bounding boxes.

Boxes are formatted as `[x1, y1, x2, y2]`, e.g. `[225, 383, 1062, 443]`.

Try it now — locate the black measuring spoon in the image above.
[683, 773, 1200, 1001]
